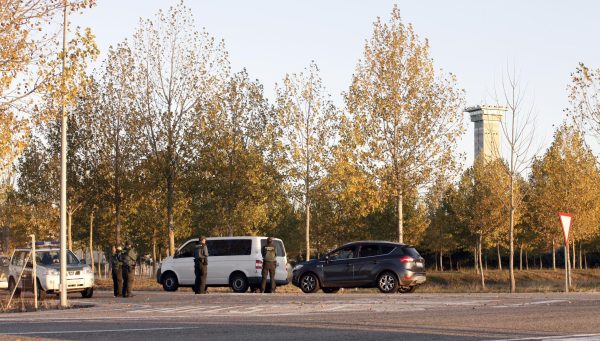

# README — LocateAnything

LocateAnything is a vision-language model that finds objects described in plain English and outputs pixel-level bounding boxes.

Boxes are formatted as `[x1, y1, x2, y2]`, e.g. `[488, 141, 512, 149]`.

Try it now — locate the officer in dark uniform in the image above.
[110, 245, 123, 297]
[121, 241, 137, 297]
[193, 236, 208, 294]
[260, 237, 277, 293]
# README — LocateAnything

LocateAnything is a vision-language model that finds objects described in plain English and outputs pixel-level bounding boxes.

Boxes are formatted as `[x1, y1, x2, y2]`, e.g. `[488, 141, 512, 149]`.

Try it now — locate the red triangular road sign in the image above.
[558, 212, 573, 245]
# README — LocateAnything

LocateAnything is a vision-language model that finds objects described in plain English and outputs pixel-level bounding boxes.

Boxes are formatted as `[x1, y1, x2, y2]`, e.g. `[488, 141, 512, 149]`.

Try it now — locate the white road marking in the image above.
[488, 333, 600, 341]
[0, 326, 202, 335]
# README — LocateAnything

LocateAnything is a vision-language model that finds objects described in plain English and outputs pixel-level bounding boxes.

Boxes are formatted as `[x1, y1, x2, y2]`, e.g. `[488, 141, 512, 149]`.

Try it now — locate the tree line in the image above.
[2, 2, 600, 292]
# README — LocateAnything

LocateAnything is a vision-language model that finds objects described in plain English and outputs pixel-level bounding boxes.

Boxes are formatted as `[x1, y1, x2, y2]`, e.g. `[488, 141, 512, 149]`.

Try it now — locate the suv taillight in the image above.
[255, 260, 263, 269]
[400, 256, 414, 264]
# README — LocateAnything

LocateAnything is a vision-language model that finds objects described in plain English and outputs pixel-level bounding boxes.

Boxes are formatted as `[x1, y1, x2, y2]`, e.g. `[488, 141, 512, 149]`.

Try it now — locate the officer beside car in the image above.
[121, 241, 137, 297]
[110, 245, 123, 297]
[260, 237, 277, 293]
[193, 236, 209, 294]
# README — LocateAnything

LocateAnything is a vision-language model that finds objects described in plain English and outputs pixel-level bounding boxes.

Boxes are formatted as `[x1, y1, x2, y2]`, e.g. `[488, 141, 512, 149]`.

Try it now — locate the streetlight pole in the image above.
[59, 0, 69, 308]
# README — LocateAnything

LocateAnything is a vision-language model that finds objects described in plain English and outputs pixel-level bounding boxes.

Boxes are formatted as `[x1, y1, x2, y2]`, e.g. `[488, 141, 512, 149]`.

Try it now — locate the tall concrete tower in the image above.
[466, 105, 506, 161]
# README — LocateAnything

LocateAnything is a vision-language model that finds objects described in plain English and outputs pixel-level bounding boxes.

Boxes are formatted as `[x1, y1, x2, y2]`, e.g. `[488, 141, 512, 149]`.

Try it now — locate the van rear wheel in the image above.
[230, 273, 249, 293]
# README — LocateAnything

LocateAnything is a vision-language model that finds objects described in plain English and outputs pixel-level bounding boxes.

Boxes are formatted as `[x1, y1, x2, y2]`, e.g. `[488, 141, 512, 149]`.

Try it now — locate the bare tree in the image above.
[495, 65, 539, 293]
[131, 2, 229, 255]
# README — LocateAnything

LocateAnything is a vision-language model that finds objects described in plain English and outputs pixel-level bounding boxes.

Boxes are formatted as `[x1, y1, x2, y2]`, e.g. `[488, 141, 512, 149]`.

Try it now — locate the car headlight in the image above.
[84, 266, 93, 274]
[293, 264, 304, 271]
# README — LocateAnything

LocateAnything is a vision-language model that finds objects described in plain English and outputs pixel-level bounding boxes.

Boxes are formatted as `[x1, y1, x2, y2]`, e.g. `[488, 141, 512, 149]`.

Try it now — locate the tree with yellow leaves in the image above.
[345, 6, 464, 244]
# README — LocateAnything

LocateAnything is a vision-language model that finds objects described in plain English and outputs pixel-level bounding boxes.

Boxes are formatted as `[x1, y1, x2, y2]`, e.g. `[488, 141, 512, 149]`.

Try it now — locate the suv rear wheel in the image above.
[299, 273, 320, 293]
[377, 271, 398, 293]
[229, 273, 249, 293]
[162, 272, 179, 292]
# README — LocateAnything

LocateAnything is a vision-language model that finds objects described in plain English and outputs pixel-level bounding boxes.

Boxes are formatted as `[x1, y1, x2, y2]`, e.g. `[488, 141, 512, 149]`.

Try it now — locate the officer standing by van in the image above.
[260, 237, 277, 293]
[110, 245, 123, 297]
[121, 241, 137, 297]
[193, 236, 208, 294]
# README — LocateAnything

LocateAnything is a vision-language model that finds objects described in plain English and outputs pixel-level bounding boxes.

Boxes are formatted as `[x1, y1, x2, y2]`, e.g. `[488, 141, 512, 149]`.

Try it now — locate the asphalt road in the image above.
[1, 289, 600, 341]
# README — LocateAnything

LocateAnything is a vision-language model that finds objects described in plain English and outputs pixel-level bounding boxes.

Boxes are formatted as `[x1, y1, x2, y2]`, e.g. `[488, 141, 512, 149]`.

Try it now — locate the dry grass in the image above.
[421, 268, 600, 293]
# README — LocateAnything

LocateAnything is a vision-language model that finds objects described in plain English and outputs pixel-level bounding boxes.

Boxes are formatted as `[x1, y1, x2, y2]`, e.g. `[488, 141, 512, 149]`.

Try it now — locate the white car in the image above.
[8, 242, 95, 299]
[157, 236, 289, 293]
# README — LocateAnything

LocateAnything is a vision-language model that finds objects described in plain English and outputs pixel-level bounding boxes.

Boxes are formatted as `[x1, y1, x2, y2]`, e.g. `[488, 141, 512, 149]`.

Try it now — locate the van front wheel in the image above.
[229, 273, 249, 293]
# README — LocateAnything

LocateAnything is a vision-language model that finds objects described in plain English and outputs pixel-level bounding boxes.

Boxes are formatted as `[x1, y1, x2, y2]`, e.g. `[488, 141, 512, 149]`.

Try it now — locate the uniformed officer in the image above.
[121, 241, 137, 298]
[110, 245, 123, 297]
[193, 236, 208, 294]
[260, 237, 277, 293]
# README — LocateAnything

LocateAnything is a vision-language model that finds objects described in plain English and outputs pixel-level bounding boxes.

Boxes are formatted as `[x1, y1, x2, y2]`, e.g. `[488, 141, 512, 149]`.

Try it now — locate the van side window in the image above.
[207, 240, 252, 256]
[175, 242, 196, 258]
[260, 240, 285, 257]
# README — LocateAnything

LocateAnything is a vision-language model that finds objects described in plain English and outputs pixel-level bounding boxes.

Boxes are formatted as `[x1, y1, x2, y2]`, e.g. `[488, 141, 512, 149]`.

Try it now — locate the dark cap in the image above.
[199, 236, 207, 242]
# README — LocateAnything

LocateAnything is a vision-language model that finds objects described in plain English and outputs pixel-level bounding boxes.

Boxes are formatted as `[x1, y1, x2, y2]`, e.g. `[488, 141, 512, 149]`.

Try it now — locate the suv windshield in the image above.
[36, 250, 80, 266]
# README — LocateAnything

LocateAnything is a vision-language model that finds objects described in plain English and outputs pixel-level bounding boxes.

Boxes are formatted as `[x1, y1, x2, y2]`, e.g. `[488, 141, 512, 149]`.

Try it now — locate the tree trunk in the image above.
[474, 246, 479, 274]
[305, 202, 310, 261]
[508, 176, 515, 292]
[497, 244, 502, 271]
[539, 255, 542, 270]
[97, 246, 101, 278]
[89, 212, 94, 275]
[478, 234, 485, 289]
[519, 244, 523, 271]
[440, 251, 444, 272]
[397, 192, 403, 243]
[485, 250, 488, 270]
[584, 251, 588, 270]
[115, 141, 122, 245]
[167, 168, 175, 256]
[449, 253, 453, 271]
[435, 253, 438, 271]
[152, 228, 157, 275]
[552, 239, 556, 271]
[572, 239, 576, 270]
[525, 249, 529, 270]
[579, 242, 583, 270]
[67, 210, 73, 251]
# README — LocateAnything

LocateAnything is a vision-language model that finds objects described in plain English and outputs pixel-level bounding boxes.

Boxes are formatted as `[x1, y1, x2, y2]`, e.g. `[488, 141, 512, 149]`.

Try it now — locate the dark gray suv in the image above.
[292, 241, 425, 294]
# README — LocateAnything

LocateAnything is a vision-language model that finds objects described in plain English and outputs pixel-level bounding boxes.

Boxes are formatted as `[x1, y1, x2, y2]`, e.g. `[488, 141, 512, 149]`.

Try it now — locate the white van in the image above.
[157, 236, 288, 293]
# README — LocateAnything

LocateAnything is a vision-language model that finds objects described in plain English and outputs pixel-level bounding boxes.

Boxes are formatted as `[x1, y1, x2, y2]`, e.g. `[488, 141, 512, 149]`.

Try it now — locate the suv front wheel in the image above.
[81, 287, 94, 298]
[377, 271, 398, 293]
[299, 273, 320, 293]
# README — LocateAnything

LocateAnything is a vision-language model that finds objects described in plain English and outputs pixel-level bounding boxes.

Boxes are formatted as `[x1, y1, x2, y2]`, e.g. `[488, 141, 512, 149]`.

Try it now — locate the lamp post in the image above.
[59, 0, 69, 308]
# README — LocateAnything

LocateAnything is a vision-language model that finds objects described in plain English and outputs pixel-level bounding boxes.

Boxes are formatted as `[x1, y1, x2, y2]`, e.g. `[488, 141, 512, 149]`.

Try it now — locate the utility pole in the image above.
[59, 0, 69, 308]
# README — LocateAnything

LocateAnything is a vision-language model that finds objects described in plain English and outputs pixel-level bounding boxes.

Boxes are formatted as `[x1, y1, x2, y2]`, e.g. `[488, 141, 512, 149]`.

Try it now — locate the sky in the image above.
[71, 0, 600, 165]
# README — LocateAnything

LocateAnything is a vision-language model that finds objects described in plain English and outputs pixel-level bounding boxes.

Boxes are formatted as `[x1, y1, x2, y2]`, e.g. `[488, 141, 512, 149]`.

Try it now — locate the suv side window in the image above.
[329, 246, 356, 261]
[358, 244, 380, 258]
[175, 242, 196, 258]
[380, 245, 396, 255]
[229, 240, 252, 256]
